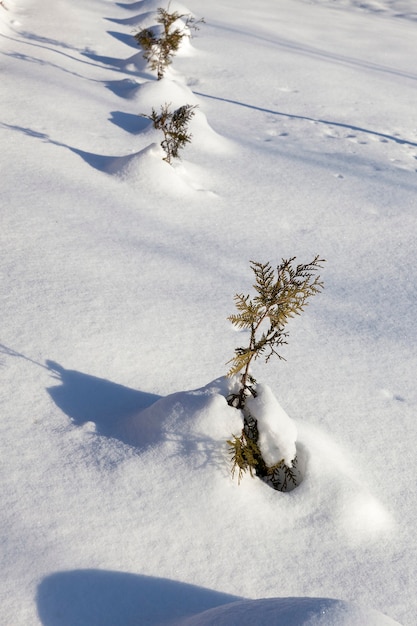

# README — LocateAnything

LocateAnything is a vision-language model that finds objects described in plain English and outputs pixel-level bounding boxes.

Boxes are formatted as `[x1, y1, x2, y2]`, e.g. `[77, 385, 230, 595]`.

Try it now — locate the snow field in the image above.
[1, 0, 417, 624]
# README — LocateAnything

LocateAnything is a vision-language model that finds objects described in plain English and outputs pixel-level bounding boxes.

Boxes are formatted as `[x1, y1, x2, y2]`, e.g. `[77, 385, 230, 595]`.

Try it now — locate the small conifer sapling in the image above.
[134, 7, 204, 80]
[143, 102, 197, 163]
[226, 256, 324, 491]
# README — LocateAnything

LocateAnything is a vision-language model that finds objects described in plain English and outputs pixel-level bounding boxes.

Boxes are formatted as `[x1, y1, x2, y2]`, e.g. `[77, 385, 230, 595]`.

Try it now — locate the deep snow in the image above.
[1, 0, 416, 624]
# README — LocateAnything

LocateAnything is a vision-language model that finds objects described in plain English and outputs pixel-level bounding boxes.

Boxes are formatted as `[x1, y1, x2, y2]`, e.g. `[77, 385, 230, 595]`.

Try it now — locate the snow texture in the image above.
[1, 0, 416, 624]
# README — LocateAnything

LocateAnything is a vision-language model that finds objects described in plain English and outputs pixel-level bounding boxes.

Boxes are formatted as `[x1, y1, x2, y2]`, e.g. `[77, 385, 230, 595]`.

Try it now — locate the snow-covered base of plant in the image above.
[246, 382, 298, 467]
[1, 0, 416, 624]
[123, 376, 394, 543]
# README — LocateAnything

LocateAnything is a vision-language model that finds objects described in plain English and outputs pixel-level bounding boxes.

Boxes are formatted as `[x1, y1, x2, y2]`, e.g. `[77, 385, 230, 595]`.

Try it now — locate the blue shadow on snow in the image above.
[46, 360, 160, 446]
[37, 569, 241, 626]
[36, 570, 375, 626]
[107, 30, 139, 49]
[194, 91, 417, 148]
[109, 110, 150, 134]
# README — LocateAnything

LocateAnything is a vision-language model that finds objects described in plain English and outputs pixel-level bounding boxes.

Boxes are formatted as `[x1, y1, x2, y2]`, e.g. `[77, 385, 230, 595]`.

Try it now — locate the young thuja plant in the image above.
[143, 102, 197, 163]
[226, 256, 325, 491]
[134, 6, 204, 80]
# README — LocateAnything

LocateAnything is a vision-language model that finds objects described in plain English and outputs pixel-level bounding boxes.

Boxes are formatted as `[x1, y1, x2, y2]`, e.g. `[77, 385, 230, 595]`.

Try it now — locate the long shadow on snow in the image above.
[46, 360, 160, 446]
[81, 48, 150, 77]
[0, 345, 223, 462]
[37, 569, 241, 626]
[0, 345, 159, 447]
[194, 91, 417, 149]
[0, 31, 150, 79]
[0, 122, 150, 172]
[104, 13, 147, 26]
[207, 22, 417, 82]
[37, 570, 369, 626]
[0, 50, 100, 81]
[0, 33, 118, 75]
[2, 120, 416, 190]
[14, 30, 81, 52]
[116, 1, 147, 10]
[46, 359, 227, 469]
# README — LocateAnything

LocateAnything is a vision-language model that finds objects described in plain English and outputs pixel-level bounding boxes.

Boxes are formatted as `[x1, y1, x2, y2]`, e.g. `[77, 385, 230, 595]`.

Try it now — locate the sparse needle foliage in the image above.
[143, 102, 197, 163]
[134, 7, 204, 80]
[227, 256, 325, 405]
[227, 431, 262, 483]
[226, 256, 325, 491]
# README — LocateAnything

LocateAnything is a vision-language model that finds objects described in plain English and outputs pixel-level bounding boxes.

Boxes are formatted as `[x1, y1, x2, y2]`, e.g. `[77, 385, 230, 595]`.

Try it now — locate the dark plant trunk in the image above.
[243, 413, 268, 478]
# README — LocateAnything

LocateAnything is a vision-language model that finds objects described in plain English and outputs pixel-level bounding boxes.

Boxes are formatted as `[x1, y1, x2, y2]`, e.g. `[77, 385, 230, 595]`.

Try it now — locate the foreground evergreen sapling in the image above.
[227, 256, 324, 491]
[143, 102, 197, 163]
[134, 7, 204, 80]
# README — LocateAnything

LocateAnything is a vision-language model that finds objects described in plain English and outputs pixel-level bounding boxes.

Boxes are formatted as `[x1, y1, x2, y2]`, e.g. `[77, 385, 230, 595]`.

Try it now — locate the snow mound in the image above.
[175, 597, 403, 626]
[121, 376, 393, 544]
[190, 109, 234, 154]
[104, 142, 213, 195]
[132, 79, 231, 152]
[121, 376, 242, 452]
[120, 9, 158, 30]
[175, 31, 197, 58]
[133, 76, 200, 110]
[121, 51, 152, 73]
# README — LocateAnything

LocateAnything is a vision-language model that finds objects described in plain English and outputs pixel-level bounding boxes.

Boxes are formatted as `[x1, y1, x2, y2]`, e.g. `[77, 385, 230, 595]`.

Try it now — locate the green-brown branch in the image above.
[227, 256, 324, 406]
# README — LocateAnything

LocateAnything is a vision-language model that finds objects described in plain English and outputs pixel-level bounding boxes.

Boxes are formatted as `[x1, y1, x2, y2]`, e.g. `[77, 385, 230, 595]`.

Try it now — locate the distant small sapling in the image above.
[143, 102, 197, 163]
[134, 7, 204, 80]
[227, 256, 324, 491]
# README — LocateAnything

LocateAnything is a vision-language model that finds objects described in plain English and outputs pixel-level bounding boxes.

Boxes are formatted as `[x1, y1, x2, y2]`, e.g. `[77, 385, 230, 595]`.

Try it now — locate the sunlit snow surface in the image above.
[1, 0, 416, 624]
